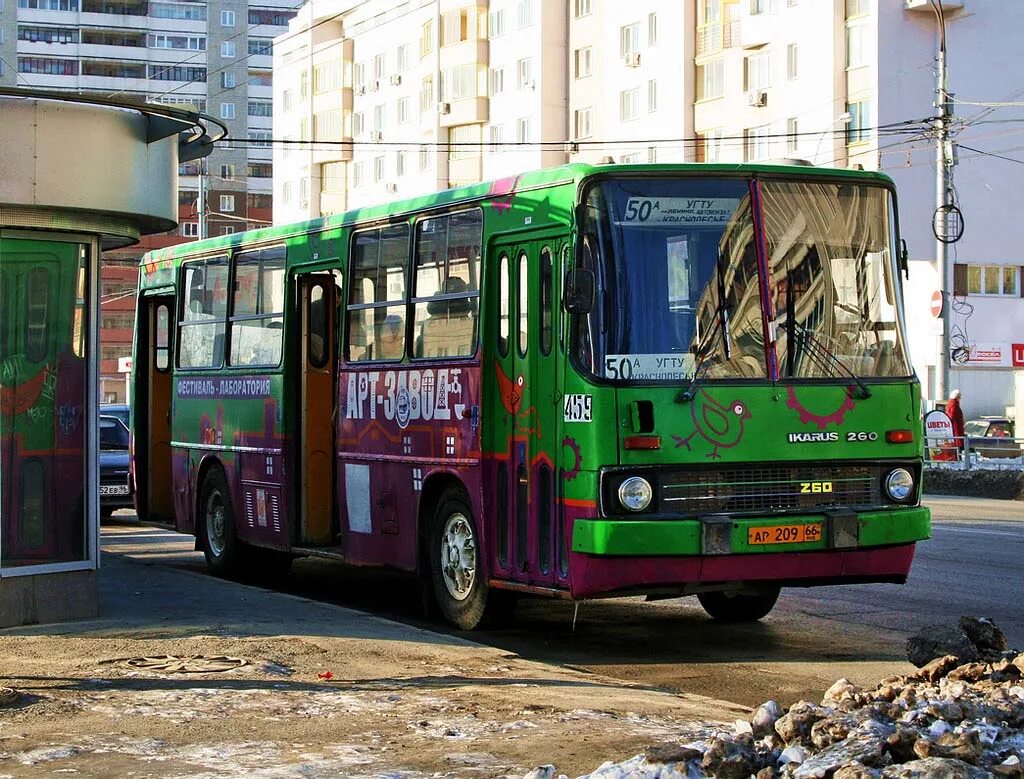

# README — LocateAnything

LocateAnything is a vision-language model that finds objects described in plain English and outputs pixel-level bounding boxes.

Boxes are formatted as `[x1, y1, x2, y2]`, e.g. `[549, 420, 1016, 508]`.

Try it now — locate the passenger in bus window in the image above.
[378, 313, 404, 359]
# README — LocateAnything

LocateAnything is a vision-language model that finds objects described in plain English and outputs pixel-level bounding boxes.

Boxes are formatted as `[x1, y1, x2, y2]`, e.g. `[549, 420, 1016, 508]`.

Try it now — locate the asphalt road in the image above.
[105, 494, 1023, 710]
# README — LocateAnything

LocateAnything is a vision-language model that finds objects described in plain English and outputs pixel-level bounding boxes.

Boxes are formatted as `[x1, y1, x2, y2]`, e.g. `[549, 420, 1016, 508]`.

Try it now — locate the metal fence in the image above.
[925, 436, 1024, 471]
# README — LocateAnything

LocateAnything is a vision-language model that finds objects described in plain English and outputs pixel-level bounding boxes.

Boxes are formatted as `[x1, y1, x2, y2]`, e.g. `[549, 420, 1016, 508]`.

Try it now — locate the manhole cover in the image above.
[123, 655, 248, 674]
[0, 687, 18, 706]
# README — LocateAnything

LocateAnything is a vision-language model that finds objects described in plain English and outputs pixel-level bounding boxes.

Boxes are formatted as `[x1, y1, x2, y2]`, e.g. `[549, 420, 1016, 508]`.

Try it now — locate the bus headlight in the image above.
[618, 477, 653, 512]
[885, 468, 915, 502]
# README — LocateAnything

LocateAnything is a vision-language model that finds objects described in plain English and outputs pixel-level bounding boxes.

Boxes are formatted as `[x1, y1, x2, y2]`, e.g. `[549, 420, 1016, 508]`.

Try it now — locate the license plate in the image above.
[100, 485, 129, 496]
[748, 522, 822, 545]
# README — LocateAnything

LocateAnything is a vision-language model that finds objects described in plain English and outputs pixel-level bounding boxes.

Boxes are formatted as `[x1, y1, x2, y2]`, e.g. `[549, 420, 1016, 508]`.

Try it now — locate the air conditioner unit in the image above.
[370, 130, 383, 141]
[371, 80, 381, 92]
[385, 183, 398, 193]
[624, 52, 641, 67]
[390, 74, 402, 86]
[747, 90, 767, 107]
[356, 85, 366, 95]
[437, 101, 451, 114]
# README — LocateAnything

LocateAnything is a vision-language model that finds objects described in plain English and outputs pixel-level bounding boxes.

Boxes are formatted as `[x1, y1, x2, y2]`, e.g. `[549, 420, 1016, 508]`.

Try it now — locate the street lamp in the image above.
[813, 112, 852, 165]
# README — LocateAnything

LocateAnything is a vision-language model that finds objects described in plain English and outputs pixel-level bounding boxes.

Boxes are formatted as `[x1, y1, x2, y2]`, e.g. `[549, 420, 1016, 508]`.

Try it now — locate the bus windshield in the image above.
[572, 176, 910, 383]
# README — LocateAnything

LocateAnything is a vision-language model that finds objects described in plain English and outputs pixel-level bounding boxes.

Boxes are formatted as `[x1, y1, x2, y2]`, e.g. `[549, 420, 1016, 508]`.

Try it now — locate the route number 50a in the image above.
[624, 198, 656, 222]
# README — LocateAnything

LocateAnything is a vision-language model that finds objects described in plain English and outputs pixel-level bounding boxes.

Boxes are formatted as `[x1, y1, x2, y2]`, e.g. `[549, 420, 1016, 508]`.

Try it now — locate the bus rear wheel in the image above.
[697, 586, 781, 623]
[200, 468, 239, 576]
[429, 489, 489, 631]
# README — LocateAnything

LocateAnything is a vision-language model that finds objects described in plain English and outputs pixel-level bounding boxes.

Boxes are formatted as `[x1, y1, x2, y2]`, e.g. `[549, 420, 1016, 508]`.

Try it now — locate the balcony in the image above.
[696, 21, 740, 57]
[438, 97, 488, 128]
[439, 38, 489, 69]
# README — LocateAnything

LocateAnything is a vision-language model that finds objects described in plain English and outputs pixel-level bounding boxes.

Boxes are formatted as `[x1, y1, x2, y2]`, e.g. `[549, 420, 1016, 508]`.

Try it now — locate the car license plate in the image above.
[100, 485, 129, 496]
[748, 522, 822, 545]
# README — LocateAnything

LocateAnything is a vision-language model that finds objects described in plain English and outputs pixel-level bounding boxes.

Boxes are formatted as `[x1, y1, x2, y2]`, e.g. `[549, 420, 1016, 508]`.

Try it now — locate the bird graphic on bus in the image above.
[673, 390, 751, 459]
[495, 361, 541, 438]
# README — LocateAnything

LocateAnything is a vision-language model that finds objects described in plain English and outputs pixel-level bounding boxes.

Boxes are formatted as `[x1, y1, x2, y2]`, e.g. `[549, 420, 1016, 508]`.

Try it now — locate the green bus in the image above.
[132, 162, 930, 629]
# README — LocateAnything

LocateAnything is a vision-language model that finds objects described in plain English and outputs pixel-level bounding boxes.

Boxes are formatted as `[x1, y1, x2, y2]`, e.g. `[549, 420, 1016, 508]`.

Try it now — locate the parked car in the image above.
[100, 403, 130, 428]
[964, 416, 1020, 459]
[99, 415, 132, 517]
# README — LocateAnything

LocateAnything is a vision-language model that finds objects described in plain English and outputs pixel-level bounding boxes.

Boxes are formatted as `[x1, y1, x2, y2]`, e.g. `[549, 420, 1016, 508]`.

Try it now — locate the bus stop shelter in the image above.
[0, 88, 217, 627]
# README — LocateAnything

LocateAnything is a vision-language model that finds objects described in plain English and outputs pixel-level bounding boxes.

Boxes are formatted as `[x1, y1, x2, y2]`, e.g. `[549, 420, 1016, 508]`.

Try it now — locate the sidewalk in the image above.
[0, 521, 746, 778]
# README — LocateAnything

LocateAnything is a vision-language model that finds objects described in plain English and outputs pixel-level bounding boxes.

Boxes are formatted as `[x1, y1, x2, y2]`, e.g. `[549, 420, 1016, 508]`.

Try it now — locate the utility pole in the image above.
[933, 3, 955, 404]
[198, 156, 208, 240]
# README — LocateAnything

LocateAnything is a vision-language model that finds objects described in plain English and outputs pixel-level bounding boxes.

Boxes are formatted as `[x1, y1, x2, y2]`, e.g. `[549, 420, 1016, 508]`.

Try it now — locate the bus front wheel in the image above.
[697, 586, 780, 623]
[429, 489, 489, 630]
[200, 468, 239, 575]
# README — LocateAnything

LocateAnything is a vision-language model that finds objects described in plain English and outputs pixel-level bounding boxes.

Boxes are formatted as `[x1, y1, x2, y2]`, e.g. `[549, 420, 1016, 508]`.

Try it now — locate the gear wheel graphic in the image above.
[562, 436, 582, 481]
[785, 386, 857, 431]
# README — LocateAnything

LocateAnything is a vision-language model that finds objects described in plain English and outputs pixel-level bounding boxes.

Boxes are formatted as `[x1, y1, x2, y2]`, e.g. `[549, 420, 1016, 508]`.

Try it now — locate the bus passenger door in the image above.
[491, 238, 560, 587]
[298, 275, 336, 545]
[139, 296, 174, 523]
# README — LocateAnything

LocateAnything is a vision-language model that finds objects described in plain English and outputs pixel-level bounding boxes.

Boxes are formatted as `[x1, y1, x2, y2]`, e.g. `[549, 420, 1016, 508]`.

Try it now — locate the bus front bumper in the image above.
[567, 506, 930, 599]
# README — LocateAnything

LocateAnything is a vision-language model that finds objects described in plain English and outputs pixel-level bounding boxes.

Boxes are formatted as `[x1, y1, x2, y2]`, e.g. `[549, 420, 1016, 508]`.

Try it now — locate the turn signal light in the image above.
[886, 429, 914, 443]
[624, 435, 661, 450]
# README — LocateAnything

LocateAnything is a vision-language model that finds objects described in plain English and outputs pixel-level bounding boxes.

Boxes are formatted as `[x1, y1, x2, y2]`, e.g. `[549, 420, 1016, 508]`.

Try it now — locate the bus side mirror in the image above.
[899, 239, 909, 281]
[564, 268, 595, 314]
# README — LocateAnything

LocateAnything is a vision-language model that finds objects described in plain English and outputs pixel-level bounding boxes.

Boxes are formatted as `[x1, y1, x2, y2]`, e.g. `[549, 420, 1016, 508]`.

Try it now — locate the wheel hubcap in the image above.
[440, 512, 476, 601]
[206, 491, 226, 558]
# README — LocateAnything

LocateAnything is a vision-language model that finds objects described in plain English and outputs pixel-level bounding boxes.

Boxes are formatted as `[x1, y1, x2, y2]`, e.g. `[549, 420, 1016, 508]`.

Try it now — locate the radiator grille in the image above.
[658, 464, 879, 515]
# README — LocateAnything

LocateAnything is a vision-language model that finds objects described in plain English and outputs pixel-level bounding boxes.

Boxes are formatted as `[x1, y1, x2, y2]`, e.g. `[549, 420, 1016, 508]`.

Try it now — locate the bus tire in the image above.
[697, 586, 780, 623]
[429, 489, 489, 630]
[200, 467, 239, 576]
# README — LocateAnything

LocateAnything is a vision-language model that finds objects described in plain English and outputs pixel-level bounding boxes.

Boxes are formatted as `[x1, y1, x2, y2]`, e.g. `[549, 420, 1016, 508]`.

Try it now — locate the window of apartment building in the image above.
[282, 181, 292, 203]
[787, 117, 799, 153]
[248, 100, 273, 117]
[372, 104, 386, 132]
[220, 195, 236, 213]
[620, 22, 640, 56]
[221, 9, 235, 26]
[248, 129, 272, 147]
[574, 47, 592, 78]
[846, 0, 870, 18]
[150, 2, 205, 20]
[419, 147, 432, 170]
[846, 98, 871, 144]
[19, 57, 78, 76]
[20, 26, 78, 43]
[846, 23, 868, 68]
[148, 64, 206, 81]
[321, 163, 344, 193]
[442, 9, 469, 46]
[149, 33, 205, 50]
[787, 43, 798, 79]
[221, 41, 235, 58]
[220, 102, 235, 120]
[962, 265, 1020, 297]
[220, 164, 235, 181]
[282, 89, 293, 112]
[181, 222, 199, 238]
[745, 51, 770, 90]
[396, 151, 406, 177]
[516, 117, 531, 143]
[249, 38, 272, 56]
[441, 64, 479, 101]
[354, 61, 366, 90]
[247, 194, 272, 210]
[575, 0, 591, 18]
[314, 62, 340, 93]
[300, 70, 309, 98]
[353, 162, 364, 188]
[788, 0, 798, 5]
[420, 75, 433, 113]
[489, 67, 504, 95]
[248, 162, 272, 178]
[696, 128, 724, 162]
[397, 44, 410, 72]
[374, 53, 386, 80]
[574, 108, 592, 140]
[620, 88, 639, 121]
[696, 58, 724, 101]
[648, 79, 657, 112]
[374, 156, 385, 182]
[420, 18, 435, 58]
[648, 146, 657, 163]
[648, 12, 657, 45]
[449, 125, 477, 161]
[515, 58, 533, 90]
[248, 70, 272, 87]
[489, 7, 506, 37]
[221, 71, 235, 88]
[353, 112, 365, 136]
[750, 0, 773, 14]
[221, 227, 235, 236]
[315, 109, 342, 141]
[489, 124, 503, 150]
[517, 0, 532, 28]
[18, 0, 79, 9]
[398, 96, 411, 123]
[744, 125, 770, 161]
[249, 8, 296, 26]
[620, 153, 642, 164]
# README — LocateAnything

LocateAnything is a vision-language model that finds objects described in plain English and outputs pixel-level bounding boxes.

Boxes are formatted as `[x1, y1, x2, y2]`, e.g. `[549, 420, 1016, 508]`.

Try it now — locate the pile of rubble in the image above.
[528, 617, 1024, 779]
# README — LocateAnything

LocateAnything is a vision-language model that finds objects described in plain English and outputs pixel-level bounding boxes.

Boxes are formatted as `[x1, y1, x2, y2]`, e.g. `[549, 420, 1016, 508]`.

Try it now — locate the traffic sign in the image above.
[930, 291, 943, 318]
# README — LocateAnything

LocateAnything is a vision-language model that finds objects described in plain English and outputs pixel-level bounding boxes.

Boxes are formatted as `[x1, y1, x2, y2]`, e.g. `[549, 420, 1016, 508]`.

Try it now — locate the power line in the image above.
[956, 143, 1024, 166]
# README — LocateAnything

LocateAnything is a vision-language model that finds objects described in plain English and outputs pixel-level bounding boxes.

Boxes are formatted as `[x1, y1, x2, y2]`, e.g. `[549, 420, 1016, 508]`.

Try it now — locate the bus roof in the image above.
[140, 161, 895, 267]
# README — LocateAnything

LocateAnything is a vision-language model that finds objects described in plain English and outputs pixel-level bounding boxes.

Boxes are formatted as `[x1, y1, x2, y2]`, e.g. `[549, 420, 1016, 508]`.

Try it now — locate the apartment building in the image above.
[274, 0, 1024, 416]
[0, 0, 295, 402]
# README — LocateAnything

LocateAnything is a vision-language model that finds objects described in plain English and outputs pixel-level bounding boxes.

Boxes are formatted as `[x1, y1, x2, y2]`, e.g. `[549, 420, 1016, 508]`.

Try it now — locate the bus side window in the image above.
[347, 224, 409, 362]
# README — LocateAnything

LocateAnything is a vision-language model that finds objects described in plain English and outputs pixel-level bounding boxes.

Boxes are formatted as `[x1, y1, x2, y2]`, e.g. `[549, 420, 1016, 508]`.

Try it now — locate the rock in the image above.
[880, 757, 991, 778]
[913, 730, 984, 765]
[913, 655, 964, 682]
[992, 754, 1024, 778]
[780, 745, 807, 765]
[947, 663, 990, 683]
[959, 617, 1007, 656]
[701, 733, 763, 779]
[884, 725, 919, 763]
[752, 701, 784, 738]
[645, 743, 703, 765]
[906, 627, 980, 668]
[810, 714, 857, 750]
[792, 721, 893, 778]
[523, 766, 556, 779]
[989, 658, 1021, 683]
[1011, 653, 1024, 675]
[833, 762, 881, 779]
[757, 768, 781, 779]
[824, 679, 863, 706]
[776, 702, 830, 746]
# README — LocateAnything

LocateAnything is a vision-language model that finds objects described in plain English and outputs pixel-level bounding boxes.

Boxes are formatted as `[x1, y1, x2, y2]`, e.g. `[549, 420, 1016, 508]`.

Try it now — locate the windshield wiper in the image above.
[676, 255, 732, 403]
[782, 319, 872, 400]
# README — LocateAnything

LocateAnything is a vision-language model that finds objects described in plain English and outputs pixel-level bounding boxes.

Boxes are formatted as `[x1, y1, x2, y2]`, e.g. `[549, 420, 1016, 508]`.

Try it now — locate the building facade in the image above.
[1, 0, 295, 401]
[275, 0, 1022, 417]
